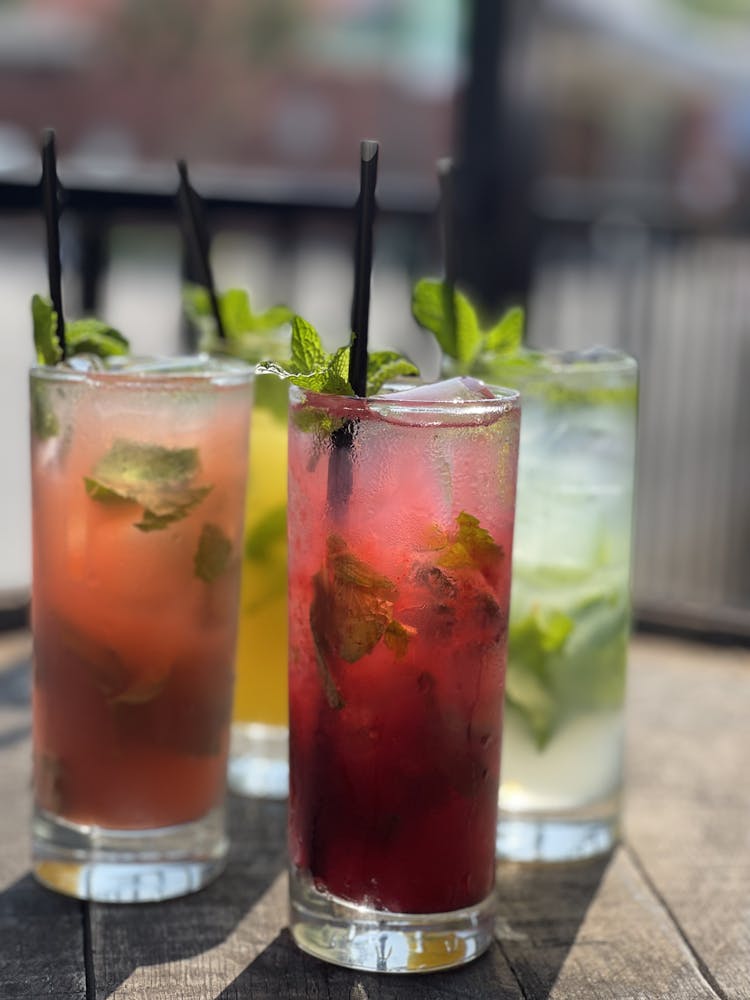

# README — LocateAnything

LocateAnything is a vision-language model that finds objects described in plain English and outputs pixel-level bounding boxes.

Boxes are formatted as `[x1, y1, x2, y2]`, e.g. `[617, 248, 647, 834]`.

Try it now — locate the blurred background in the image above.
[1, 0, 748, 639]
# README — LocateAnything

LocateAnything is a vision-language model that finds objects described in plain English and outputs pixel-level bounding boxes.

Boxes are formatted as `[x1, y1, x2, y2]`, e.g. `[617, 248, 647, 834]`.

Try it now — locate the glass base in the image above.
[32, 806, 228, 902]
[228, 723, 288, 799]
[289, 868, 496, 973]
[496, 804, 620, 863]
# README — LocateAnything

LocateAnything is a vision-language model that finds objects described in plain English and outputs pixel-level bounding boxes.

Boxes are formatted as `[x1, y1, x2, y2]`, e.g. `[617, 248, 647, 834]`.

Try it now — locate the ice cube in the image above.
[370, 376, 513, 426]
[386, 376, 496, 402]
[62, 354, 107, 372]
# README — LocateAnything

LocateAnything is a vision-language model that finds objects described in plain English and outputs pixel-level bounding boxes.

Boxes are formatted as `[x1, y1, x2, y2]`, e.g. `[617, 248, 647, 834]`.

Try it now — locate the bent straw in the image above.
[348, 138, 379, 396]
[327, 139, 380, 513]
[176, 160, 226, 341]
[41, 129, 66, 359]
[437, 156, 457, 346]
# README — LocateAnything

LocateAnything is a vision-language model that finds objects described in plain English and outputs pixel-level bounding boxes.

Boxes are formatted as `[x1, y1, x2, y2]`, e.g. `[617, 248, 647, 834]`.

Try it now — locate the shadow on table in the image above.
[213, 857, 612, 1000]
[90, 793, 288, 996]
[493, 853, 613, 997]
[215, 927, 526, 1000]
[0, 873, 88, 1000]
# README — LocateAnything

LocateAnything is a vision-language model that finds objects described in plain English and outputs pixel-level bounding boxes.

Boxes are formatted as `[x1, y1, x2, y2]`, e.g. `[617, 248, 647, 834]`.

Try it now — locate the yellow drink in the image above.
[233, 389, 288, 724]
[228, 371, 290, 797]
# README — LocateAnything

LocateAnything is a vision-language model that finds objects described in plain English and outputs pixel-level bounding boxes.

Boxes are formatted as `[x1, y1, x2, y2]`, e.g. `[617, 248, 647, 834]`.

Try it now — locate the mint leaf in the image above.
[258, 358, 353, 395]
[506, 607, 573, 749]
[194, 523, 232, 582]
[184, 284, 293, 338]
[411, 279, 481, 365]
[257, 324, 353, 395]
[85, 439, 211, 531]
[366, 351, 419, 395]
[245, 504, 287, 561]
[65, 319, 129, 358]
[483, 306, 524, 354]
[134, 495, 211, 532]
[383, 619, 415, 658]
[309, 535, 413, 708]
[258, 315, 419, 402]
[218, 287, 254, 332]
[290, 315, 327, 371]
[411, 279, 529, 376]
[32, 294, 129, 366]
[30, 380, 60, 439]
[32, 294, 62, 365]
[435, 511, 504, 582]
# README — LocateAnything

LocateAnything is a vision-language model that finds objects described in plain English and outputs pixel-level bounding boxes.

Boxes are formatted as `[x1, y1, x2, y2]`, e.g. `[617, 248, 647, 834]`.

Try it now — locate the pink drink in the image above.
[287, 379, 520, 972]
[30, 356, 252, 902]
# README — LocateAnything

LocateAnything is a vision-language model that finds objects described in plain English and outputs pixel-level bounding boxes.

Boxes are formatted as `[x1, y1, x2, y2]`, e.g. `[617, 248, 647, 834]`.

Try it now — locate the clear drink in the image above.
[286, 378, 520, 972]
[493, 348, 637, 861]
[30, 355, 252, 901]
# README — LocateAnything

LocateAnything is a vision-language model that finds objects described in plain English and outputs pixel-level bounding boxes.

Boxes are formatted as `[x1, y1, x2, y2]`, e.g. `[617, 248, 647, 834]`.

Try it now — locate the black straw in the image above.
[437, 156, 457, 347]
[176, 160, 226, 341]
[326, 139, 379, 514]
[41, 129, 66, 358]
[348, 139, 379, 396]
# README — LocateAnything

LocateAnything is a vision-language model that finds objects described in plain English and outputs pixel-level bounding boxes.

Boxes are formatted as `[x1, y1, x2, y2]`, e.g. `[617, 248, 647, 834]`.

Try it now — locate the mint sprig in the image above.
[411, 279, 524, 369]
[183, 284, 293, 361]
[32, 294, 129, 364]
[258, 315, 418, 397]
[84, 439, 212, 533]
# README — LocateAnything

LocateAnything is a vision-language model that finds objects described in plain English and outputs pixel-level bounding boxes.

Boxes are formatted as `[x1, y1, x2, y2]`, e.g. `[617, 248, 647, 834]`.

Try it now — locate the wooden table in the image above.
[1, 630, 748, 999]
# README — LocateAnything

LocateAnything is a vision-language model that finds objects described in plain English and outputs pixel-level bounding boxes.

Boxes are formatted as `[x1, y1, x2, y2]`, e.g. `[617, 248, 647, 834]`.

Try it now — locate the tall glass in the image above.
[492, 348, 637, 862]
[286, 378, 520, 973]
[30, 355, 252, 902]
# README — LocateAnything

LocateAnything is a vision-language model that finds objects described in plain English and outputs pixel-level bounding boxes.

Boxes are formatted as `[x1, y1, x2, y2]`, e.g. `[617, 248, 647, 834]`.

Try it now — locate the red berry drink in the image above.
[287, 378, 520, 972]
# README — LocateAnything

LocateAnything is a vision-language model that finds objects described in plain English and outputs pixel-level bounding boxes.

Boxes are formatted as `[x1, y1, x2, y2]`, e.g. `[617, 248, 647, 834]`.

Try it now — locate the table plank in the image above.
[495, 850, 717, 1000]
[625, 637, 750, 1000]
[0, 631, 747, 1000]
[0, 637, 87, 1000]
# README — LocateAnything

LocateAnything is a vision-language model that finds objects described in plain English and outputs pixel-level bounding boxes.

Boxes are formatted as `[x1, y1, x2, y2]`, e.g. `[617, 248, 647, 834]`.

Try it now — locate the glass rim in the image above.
[290, 381, 520, 418]
[529, 346, 636, 373]
[30, 353, 254, 388]
[485, 346, 637, 377]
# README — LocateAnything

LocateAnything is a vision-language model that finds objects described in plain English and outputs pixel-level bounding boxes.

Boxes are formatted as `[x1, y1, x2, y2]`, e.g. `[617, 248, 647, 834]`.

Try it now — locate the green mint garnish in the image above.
[309, 535, 413, 709]
[31, 295, 130, 439]
[411, 279, 524, 368]
[32, 294, 129, 364]
[84, 439, 212, 532]
[66, 319, 129, 357]
[32, 294, 63, 365]
[184, 284, 293, 341]
[366, 350, 422, 395]
[194, 522, 232, 582]
[244, 504, 287, 562]
[30, 380, 60, 440]
[258, 315, 419, 398]
[258, 316, 352, 395]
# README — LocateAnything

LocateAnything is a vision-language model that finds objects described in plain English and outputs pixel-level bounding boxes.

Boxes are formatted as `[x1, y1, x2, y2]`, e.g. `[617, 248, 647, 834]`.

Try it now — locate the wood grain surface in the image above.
[0, 633, 747, 1000]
